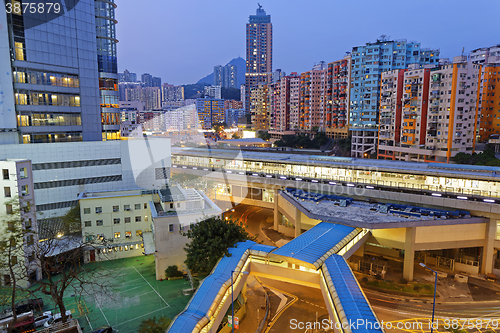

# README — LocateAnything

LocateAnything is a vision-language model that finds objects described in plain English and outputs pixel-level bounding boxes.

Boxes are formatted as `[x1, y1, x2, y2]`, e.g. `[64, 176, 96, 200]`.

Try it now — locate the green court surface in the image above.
[0, 256, 194, 333]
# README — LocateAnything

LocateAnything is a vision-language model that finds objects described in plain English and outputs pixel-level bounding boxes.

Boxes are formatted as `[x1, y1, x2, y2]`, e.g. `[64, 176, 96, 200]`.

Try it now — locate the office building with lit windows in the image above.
[95, 0, 121, 141]
[245, 5, 272, 113]
[349, 38, 439, 157]
[0, 0, 107, 144]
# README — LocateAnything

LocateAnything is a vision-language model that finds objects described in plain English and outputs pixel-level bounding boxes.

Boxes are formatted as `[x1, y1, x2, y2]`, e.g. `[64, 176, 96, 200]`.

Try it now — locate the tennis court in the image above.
[1, 255, 194, 333]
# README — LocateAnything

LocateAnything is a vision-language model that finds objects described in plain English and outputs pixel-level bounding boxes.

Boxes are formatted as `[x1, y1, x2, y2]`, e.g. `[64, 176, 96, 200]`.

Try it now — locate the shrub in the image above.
[375, 274, 382, 280]
[399, 278, 408, 285]
[413, 285, 421, 292]
[165, 265, 183, 278]
[361, 277, 368, 283]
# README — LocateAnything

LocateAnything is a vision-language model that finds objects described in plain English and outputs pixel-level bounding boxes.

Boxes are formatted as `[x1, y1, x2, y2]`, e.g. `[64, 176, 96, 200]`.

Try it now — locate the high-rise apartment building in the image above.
[142, 87, 162, 110]
[477, 62, 500, 141]
[214, 65, 237, 88]
[152, 77, 162, 89]
[325, 56, 351, 139]
[119, 69, 137, 83]
[470, 45, 500, 65]
[141, 73, 153, 87]
[1, 0, 103, 144]
[269, 73, 300, 134]
[378, 57, 480, 162]
[204, 86, 222, 100]
[196, 98, 224, 130]
[96, 0, 120, 141]
[245, 5, 272, 113]
[349, 38, 439, 157]
[250, 84, 270, 131]
[162, 84, 185, 104]
[299, 62, 327, 132]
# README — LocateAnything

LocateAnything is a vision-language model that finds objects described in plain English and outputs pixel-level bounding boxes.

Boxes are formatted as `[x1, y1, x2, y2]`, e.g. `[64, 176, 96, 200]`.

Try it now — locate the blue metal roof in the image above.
[323, 255, 383, 333]
[168, 240, 256, 332]
[271, 222, 355, 266]
[250, 243, 277, 254]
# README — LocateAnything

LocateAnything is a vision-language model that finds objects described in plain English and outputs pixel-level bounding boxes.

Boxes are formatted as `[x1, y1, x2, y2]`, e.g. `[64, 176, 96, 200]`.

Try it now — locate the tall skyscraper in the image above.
[349, 38, 439, 157]
[1, 0, 103, 144]
[245, 5, 272, 114]
[214, 64, 237, 88]
[96, 0, 120, 141]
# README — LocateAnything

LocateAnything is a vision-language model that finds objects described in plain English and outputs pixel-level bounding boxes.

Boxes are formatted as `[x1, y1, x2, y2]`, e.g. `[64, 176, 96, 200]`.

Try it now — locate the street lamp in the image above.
[231, 270, 249, 333]
[420, 263, 437, 333]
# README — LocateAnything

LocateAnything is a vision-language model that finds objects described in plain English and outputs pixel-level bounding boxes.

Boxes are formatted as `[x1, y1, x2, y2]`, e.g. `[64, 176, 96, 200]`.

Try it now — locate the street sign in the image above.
[228, 315, 239, 329]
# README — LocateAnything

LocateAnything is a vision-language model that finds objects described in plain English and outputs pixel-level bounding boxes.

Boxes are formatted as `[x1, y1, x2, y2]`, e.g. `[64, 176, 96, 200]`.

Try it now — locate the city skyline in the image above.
[116, 0, 500, 85]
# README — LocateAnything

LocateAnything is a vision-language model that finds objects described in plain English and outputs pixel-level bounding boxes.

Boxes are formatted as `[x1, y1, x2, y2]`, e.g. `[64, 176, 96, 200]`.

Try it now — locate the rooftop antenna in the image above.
[258, 3, 262, 9]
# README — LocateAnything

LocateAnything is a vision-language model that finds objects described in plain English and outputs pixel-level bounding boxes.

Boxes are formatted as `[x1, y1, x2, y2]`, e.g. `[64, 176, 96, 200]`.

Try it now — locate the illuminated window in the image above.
[125, 231, 131, 238]
[136, 230, 142, 236]
[114, 232, 120, 239]
[14, 42, 24, 60]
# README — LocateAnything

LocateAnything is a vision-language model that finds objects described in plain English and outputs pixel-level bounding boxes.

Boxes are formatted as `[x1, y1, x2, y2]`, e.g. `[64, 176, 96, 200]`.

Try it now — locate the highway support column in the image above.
[481, 218, 496, 275]
[274, 189, 279, 230]
[403, 227, 416, 282]
[294, 208, 302, 238]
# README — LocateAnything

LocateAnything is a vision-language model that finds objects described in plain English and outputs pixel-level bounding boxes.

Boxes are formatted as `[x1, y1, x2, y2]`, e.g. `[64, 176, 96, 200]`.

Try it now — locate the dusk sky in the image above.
[116, 0, 499, 86]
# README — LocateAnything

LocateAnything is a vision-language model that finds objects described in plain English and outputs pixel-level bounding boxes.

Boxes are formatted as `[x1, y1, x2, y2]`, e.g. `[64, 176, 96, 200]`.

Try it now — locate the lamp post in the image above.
[420, 263, 437, 333]
[231, 270, 249, 333]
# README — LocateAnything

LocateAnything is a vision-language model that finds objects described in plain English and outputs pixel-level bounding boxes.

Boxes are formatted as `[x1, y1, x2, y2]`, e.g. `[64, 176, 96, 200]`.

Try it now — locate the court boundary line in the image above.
[113, 306, 170, 327]
[94, 295, 110, 326]
[132, 266, 170, 307]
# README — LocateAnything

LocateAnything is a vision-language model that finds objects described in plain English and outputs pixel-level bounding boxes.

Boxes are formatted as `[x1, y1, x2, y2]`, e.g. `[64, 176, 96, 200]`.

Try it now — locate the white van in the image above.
[43, 310, 72, 328]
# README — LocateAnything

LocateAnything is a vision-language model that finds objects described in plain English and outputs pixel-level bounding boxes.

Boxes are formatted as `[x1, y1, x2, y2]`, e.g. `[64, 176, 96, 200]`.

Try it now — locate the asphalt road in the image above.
[225, 204, 275, 246]
[257, 277, 330, 333]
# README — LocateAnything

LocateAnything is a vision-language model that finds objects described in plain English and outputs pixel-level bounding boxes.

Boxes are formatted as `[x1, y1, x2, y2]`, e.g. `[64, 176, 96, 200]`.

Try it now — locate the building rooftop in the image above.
[322, 255, 383, 333]
[171, 147, 500, 181]
[281, 189, 485, 229]
[271, 222, 358, 269]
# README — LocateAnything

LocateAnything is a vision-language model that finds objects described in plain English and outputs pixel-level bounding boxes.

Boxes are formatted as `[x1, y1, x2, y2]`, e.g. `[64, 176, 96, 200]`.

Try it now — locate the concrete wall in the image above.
[370, 228, 406, 249]
[455, 262, 479, 275]
[249, 262, 321, 289]
[414, 224, 486, 250]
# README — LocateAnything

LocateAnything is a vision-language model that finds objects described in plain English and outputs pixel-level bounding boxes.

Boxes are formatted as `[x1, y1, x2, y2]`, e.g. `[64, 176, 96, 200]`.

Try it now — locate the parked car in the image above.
[34, 311, 53, 327]
[15, 298, 44, 314]
[91, 325, 113, 333]
[43, 310, 72, 328]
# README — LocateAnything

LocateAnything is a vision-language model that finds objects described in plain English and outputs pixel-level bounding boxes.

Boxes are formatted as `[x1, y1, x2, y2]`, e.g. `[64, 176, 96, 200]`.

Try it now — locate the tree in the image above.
[138, 316, 172, 333]
[184, 217, 253, 274]
[257, 130, 271, 141]
[0, 197, 34, 332]
[232, 133, 240, 139]
[24, 223, 115, 323]
[60, 204, 81, 235]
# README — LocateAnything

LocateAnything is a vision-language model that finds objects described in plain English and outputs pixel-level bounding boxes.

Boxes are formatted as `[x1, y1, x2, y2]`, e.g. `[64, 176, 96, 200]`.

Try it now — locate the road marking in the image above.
[268, 288, 288, 319]
[255, 277, 298, 333]
[132, 266, 170, 307]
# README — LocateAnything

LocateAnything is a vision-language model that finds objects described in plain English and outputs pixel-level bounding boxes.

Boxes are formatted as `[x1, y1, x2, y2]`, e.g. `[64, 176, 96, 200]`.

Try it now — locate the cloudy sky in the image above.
[116, 0, 499, 85]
